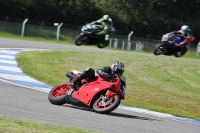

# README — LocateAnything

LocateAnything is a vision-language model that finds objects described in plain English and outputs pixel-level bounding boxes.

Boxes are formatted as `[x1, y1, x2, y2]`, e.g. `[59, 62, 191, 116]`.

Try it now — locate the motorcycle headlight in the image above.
[86, 25, 92, 29]
[162, 35, 169, 42]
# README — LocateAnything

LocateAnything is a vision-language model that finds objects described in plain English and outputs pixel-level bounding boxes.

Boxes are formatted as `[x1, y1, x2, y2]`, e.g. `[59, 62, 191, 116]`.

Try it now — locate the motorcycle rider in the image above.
[111, 61, 126, 93]
[167, 25, 195, 47]
[90, 15, 113, 41]
[70, 61, 125, 90]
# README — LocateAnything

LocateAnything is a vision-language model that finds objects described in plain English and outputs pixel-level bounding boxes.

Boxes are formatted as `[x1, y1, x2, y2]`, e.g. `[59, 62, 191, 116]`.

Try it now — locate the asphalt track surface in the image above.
[0, 38, 199, 133]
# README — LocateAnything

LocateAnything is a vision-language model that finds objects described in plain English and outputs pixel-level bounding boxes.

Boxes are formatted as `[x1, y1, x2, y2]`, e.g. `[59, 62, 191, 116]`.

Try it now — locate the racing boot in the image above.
[105, 34, 109, 41]
[70, 72, 87, 90]
[70, 68, 95, 90]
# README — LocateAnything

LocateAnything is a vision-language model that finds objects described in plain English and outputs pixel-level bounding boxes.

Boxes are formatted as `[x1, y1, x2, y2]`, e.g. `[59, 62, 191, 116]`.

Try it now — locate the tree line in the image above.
[0, 0, 200, 43]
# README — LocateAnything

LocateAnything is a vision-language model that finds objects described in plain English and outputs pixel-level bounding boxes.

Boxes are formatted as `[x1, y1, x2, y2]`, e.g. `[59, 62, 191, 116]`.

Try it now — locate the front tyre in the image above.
[75, 35, 88, 46]
[154, 45, 167, 55]
[48, 83, 71, 105]
[93, 94, 121, 114]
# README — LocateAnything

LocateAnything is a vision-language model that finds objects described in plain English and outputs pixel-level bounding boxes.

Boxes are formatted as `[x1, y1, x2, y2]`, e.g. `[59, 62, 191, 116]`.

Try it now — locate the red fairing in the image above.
[48, 70, 126, 114]
[72, 75, 124, 106]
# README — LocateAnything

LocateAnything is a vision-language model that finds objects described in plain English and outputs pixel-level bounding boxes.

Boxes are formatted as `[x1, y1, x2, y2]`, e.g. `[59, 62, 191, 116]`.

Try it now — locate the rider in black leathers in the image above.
[70, 61, 125, 90]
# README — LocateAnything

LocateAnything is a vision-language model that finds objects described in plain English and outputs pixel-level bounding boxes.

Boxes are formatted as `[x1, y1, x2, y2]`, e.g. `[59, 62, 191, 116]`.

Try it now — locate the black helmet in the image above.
[111, 61, 125, 77]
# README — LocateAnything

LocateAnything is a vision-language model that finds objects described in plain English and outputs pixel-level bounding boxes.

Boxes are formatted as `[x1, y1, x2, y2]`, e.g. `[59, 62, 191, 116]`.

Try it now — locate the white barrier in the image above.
[114, 39, 118, 48]
[21, 18, 28, 37]
[197, 42, 200, 57]
[136, 42, 144, 51]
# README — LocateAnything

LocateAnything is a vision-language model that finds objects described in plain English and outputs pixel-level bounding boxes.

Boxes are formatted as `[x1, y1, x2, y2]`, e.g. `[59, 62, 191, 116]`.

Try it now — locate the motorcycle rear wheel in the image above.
[48, 83, 71, 105]
[93, 94, 120, 114]
[174, 46, 188, 57]
[97, 41, 108, 48]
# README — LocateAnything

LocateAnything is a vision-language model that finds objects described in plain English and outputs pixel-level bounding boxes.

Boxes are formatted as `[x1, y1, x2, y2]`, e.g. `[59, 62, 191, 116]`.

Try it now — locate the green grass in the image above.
[1, 31, 200, 132]
[0, 116, 99, 133]
[0, 31, 75, 45]
[16, 50, 200, 121]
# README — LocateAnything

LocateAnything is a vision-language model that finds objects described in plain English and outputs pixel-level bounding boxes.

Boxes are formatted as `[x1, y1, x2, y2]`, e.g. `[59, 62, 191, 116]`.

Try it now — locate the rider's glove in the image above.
[103, 73, 115, 82]
[103, 72, 111, 78]
[102, 72, 111, 80]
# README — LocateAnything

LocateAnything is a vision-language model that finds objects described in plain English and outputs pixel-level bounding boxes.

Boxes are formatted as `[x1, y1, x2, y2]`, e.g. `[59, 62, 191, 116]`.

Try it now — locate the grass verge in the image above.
[0, 31, 75, 45]
[0, 116, 99, 133]
[1, 31, 200, 132]
[16, 50, 200, 121]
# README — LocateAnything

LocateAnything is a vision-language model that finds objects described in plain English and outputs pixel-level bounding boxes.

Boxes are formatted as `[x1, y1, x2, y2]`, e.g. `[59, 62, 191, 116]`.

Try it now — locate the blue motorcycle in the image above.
[154, 33, 187, 57]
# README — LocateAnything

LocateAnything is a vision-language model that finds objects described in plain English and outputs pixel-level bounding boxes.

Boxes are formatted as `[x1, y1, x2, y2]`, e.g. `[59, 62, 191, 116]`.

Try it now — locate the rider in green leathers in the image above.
[90, 15, 113, 41]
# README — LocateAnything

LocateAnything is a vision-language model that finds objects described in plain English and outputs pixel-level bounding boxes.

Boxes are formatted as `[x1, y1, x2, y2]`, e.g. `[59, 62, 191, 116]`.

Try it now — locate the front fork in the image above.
[105, 90, 116, 99]
[97, 90, 117, 106]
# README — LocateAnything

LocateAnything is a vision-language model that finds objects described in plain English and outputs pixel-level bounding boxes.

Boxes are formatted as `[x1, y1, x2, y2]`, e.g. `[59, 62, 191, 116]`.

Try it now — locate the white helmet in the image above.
[181, 25, 191, 33]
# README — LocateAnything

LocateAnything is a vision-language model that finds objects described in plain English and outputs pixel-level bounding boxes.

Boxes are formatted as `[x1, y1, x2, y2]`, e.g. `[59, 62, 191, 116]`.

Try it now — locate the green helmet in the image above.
[103, 15, 109, 20]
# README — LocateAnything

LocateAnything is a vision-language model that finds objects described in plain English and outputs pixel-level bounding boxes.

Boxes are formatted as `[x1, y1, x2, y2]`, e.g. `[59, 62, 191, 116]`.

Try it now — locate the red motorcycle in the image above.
[48, 70, 126, 114]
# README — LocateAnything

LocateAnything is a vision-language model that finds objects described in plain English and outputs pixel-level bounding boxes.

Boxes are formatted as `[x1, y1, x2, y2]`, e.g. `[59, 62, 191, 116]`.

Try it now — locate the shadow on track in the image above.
[107, 112, 160, 121]
[62, 104, 160, 121]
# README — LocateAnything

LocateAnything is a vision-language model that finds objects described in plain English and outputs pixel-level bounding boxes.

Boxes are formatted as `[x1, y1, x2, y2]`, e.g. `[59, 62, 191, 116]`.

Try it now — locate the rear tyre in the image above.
[174, 46, 187, 57]
[181, 49, 188, 56]
[48, 83, 71, 105]
[93, 94, 121, 114]
[97, 41, 108, 48]
[97, 43, 106, 48]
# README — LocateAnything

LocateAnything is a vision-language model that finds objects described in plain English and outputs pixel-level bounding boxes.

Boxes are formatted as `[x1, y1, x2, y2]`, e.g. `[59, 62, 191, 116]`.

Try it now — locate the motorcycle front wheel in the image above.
[154, 44, 167, 55]
[92, 94, 121, 114]
[48, 83, 71, 105]
[75, 34, 88, 46]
